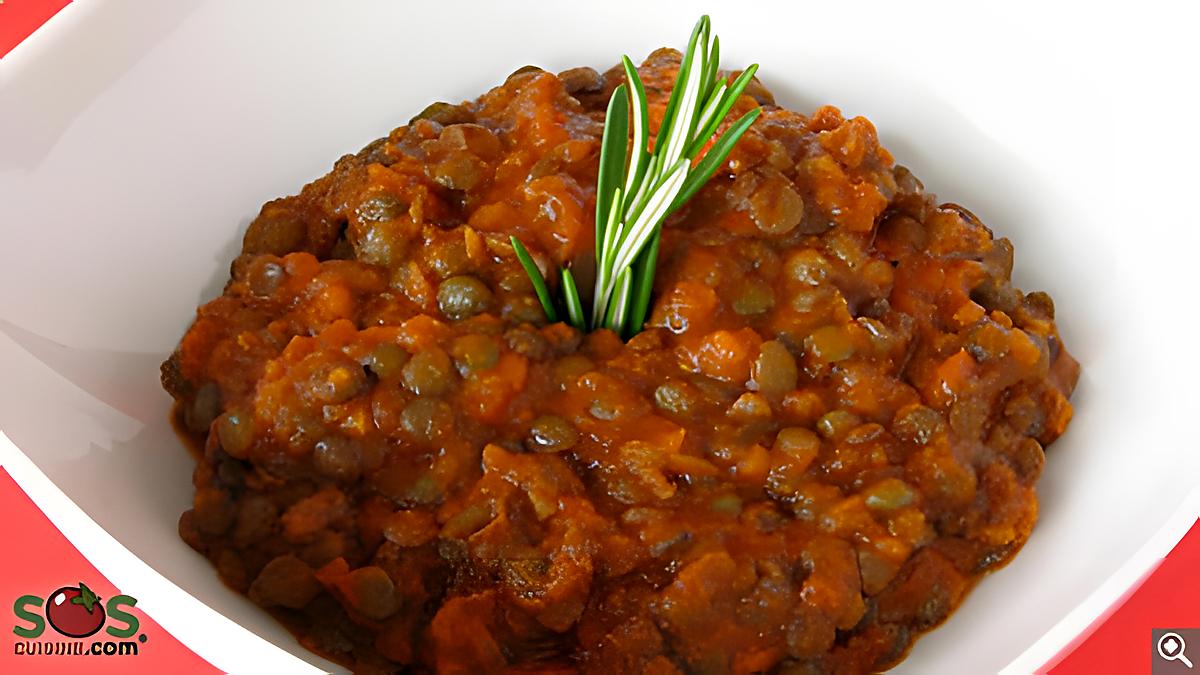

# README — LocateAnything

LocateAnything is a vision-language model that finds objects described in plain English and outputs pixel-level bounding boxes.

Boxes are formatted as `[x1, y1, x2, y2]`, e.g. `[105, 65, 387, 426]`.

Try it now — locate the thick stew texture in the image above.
[162, 49, 1079, 673]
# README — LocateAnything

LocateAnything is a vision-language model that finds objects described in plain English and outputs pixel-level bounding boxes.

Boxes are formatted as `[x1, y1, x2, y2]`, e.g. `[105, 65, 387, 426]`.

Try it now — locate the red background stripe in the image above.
[0, 468, 218, 674]
[1044, 519, 1200, 674]
[0, 0, 71, 59]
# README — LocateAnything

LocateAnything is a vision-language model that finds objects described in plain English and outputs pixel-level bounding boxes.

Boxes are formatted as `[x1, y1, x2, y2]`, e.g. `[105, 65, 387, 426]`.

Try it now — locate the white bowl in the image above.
[2, 2, 1198, 672]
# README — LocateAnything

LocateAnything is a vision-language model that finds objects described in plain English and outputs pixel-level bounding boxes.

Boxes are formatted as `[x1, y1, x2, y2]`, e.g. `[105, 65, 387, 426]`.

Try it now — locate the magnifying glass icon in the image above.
[1160, 632, 1194, 668]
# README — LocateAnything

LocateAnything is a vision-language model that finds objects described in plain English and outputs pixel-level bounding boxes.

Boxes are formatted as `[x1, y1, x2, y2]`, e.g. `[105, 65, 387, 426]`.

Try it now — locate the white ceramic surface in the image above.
[2, 1, 1198, 672]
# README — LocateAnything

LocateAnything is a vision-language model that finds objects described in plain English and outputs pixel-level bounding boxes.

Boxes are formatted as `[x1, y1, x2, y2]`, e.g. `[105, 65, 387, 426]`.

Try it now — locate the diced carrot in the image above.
[951, 301, 986, 329]
[731, 444, 771, 486]
[664, 453, 721, 479]
[398, 314, 451, 350]
[695, 328, 761, 383]
[1009, 330, 1043, 368]
[935, 349, 977, 400]
[650, 281, 720, 334]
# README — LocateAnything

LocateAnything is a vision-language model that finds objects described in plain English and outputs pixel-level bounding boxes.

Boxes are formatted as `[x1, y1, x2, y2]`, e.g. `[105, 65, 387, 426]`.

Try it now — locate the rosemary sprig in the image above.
[510, 236, 558, 324]
[514, 16, 761, 337]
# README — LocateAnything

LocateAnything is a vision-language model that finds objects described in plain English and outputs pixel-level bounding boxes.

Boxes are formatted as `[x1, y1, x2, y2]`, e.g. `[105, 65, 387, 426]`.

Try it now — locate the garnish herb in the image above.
[514, 16, 761, 337]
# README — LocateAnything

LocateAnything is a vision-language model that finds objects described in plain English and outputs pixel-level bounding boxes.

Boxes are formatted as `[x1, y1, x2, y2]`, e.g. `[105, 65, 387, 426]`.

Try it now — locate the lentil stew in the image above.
[163, 49, 1079, 673]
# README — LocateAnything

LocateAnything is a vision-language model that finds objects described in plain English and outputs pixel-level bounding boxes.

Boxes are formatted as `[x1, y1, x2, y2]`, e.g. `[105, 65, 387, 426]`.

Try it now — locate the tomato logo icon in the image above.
[44, 582, 107, 638]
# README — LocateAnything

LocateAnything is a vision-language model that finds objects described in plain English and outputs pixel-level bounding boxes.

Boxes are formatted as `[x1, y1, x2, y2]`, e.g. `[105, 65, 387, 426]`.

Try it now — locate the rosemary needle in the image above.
[514, 16, 761, 337]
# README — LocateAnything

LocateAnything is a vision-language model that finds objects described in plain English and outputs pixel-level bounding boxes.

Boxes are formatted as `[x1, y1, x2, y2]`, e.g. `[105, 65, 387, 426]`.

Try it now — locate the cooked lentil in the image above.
[163, 48, 1079, 674]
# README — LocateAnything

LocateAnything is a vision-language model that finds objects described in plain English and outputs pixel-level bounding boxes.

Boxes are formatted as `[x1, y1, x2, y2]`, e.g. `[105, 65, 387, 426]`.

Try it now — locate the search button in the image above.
[1160, 632, 1194, 669]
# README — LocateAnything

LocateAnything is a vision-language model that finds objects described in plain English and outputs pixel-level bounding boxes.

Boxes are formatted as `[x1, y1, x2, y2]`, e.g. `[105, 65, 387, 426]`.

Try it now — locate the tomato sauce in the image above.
[163, 48, 1079, 673]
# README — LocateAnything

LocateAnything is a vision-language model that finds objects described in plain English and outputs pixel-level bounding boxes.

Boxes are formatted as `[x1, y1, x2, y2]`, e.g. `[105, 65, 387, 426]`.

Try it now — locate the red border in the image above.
[0, 468, 217, 674]
[0, 0, 71, 59]
[1043, 519, 1200, 674]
